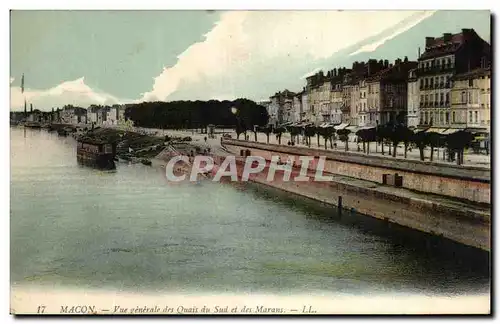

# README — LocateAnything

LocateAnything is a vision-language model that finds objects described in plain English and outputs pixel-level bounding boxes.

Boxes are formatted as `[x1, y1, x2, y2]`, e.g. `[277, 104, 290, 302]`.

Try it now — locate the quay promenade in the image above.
[121, 126, 490, 168]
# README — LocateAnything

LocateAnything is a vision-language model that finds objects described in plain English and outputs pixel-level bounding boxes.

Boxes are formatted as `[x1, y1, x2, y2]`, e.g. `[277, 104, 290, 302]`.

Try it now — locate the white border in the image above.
[3, 1, 497, 323]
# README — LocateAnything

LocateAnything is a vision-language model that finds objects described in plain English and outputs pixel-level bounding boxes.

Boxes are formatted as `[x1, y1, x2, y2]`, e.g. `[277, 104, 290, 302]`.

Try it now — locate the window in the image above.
[475, 111, 478, 123]
[425, 95, 429, 103]
[461, 91, 466, 103]
[430, 78, 434, 87]
[435, 93, 438, 102]
[446, 112, 449, 124]
[420, 95, 424, 103]
[468, 92, 472, 104]
[447, 58, 451, 67]
[452, 111, 456, 123]
[425, 78, 429, 87]
[469, 111, 473, 123]
[440, 93, 444, 102]
[445, 92, 449, 104]
[420, 79, 424, 88]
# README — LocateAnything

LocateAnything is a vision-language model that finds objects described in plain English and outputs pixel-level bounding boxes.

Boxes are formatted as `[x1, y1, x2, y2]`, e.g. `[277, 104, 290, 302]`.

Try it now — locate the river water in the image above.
[10, 127, 490, 296]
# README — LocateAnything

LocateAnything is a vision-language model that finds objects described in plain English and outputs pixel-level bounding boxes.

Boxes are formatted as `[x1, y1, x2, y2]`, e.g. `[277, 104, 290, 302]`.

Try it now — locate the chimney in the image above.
[425, 37, 435, 48]
[443, 33, 452, 42]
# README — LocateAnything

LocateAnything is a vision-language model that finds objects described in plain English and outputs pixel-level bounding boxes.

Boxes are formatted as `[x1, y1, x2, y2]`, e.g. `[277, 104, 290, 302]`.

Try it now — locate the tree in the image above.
[400, 127, 414, 159]
[315, 126, 322, 147]
[356, 127, 376, 154]
[323, 127, 336, 150]
[287, 125, 301, 144]
[386, 123, 412, 158]
[376, 123, 390, 155]
[426, 132, 441, 162]
[337, 129, 351, 151]
[445, 130, 475, 165]
[274, 126, 285, 145]
[412, 130, 428, 161]
[252, 125, 258, 142]
[264, 126, 272, 144]
[304, 126, 316, 148]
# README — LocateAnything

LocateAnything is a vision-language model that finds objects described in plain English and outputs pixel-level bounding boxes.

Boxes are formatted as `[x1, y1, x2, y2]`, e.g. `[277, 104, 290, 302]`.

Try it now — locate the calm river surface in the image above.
[10, 127, 490, 296]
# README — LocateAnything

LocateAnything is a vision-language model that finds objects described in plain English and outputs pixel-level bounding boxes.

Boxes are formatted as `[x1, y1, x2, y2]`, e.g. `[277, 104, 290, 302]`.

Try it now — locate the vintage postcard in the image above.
[9, 9, 491, 315]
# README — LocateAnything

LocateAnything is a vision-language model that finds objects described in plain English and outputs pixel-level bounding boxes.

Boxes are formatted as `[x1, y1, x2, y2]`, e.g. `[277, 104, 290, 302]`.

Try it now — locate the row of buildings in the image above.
[261, 28, 491, 133]
[16, 104, 131, 126]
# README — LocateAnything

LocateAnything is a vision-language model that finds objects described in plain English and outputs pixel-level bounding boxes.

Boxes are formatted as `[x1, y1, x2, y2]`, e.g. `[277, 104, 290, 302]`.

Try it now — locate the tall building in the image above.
[292, 91, 303, 123]
[305, 71, 324, 124]
[301, 90, 310, 123]
[329, 68, 347, 124]
[450, 66, 491, 131]
[268, 90, 296, 126]
[364, 57, 417, 126]
[416, 28, 490, 127]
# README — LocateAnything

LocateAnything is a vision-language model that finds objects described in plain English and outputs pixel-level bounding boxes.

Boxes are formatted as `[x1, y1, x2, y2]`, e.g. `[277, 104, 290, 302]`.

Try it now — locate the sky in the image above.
[10, 10, 491, 111]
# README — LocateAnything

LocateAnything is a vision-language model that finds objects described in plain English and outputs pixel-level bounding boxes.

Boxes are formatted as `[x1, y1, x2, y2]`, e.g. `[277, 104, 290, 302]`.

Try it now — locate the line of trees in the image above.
[124, 99, 269, 132]
[252, 122, 475, 165]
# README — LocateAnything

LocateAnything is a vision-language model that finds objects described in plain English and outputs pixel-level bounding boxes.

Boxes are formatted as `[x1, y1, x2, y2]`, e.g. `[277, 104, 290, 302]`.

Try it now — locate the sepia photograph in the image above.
[8, 5, 492, 316]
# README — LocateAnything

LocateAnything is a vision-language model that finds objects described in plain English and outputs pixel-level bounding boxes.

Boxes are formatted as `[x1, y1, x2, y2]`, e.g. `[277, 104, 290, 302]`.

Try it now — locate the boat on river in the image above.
[76, 136, 117, 170]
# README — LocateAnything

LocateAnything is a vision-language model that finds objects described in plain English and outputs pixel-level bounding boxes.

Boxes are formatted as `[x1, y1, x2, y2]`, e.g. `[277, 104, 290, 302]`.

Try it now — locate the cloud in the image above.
[348, 11, 436, 56]
[301, 67, 325, 80]
[10, 77, 130, 111]
[141, 11, 430, 102]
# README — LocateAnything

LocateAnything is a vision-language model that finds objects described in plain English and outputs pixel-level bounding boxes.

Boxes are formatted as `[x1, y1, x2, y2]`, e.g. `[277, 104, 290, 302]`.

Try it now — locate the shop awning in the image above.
[425, 128, 447, 134]
[334, 123, 349, 130]
[440, 128, 461, 135]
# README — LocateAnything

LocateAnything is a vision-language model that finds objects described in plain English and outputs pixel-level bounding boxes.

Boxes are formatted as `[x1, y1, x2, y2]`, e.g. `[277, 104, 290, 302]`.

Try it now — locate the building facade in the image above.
[450, 67, 491, 130]
[417, 28, 490, 128]
[61, 106, 87, 124]
[292, 92, 303, 123]
[365, 57, 417, 126]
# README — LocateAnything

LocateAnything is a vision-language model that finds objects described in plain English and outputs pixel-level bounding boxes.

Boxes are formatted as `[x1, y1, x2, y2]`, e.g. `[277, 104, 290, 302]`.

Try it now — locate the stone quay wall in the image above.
[222, 139, 490, 204]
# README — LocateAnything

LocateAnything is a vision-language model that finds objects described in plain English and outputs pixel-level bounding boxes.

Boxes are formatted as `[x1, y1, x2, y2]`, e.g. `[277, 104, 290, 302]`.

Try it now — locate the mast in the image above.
[22, 73, 27, 118]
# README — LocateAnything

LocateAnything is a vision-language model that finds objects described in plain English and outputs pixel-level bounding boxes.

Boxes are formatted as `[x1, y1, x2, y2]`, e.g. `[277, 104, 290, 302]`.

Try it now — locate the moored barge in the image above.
[77, 136, 117, 170]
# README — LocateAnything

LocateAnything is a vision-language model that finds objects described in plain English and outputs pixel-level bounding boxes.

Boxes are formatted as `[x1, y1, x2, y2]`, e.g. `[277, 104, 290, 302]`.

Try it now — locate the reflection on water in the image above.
[10, 127, 490, 295]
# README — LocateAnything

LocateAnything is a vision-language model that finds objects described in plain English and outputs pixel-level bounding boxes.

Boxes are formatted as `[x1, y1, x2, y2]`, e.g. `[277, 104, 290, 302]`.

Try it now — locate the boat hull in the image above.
[77, 149, 116, 170]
